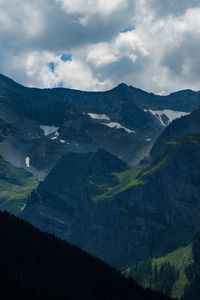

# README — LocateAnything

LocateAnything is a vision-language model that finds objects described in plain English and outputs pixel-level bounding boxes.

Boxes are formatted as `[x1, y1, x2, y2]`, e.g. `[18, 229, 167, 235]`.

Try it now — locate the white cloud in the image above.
[56, 0, 128, 18]
[10, 51, 112, 91]
[86, 29, 149, 68]
[0, 0, 200, 94]
[0, 1, 44, 43]
[54, 58, 112, 90]
[86, 43, 119, 67]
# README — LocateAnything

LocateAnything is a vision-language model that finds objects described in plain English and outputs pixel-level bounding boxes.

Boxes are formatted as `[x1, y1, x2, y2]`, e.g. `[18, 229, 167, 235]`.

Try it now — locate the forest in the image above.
[0, 211, 171, 300]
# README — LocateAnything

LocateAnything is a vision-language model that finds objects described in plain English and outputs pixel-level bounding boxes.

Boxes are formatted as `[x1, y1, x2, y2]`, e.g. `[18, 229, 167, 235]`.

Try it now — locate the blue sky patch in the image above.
[58, 81, 64, 88]
[48, 62, 55, 72]
[61, 54, 72, 62]
[120, 26, 134, 33]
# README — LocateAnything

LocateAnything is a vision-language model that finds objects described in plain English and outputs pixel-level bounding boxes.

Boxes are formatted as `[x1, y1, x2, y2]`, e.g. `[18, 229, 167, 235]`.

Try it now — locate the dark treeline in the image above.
[0, 211, 171, 300]
[128, 259, 179, 296]
[183, 232, 200, 300]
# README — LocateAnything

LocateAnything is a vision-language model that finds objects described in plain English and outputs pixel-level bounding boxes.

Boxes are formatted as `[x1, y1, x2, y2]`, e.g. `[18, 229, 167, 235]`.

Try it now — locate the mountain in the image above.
[23, 132, 200, 268]
[151, 107, 200, 159]
[0, 73, 199, 173]
[0, 74, 157, 170]
[0, 210, 172, 300]
[23, 149, 134, 267]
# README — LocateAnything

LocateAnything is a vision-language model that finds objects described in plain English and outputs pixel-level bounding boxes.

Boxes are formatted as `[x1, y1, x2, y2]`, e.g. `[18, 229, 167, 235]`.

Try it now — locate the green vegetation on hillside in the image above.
[0, 156, 39, 215]
[124, 244, 194, 299]
[90, 167, 145, 202]
[90, 133, 200, 204]
[182, 233, 200, 300]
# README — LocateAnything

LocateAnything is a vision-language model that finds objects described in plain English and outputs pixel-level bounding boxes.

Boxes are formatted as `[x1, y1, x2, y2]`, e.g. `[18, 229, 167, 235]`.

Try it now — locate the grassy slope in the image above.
[152, 244, 193, 299]
[124, 243, 193, 299]
[90, 167, 145, 202]
[0, 156, 39, 215]
[89, 132, 200, 204]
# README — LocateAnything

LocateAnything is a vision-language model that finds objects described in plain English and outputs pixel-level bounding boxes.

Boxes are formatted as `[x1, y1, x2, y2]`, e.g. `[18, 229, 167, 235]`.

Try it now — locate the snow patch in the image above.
[103, 122, 135, 133]
[40, 125, 59, 136]
[144, 109, 190, 126]
[88, 113, 110, 121]
[25, 157, 30, 168]
[146, 138, 152, 142]
[88, 113, 136, 133]
[21, 204, 26, 211]
[60, 139, 65, 143]
[51, 131, 59, 140]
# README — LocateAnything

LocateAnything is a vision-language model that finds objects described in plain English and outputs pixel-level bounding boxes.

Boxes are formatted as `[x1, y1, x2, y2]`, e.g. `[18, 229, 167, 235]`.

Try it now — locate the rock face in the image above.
[23, 149, 135, 267]
[23, 134, 200, 268]
[0, 73, 199, 173]
[128, 134, 200, 257]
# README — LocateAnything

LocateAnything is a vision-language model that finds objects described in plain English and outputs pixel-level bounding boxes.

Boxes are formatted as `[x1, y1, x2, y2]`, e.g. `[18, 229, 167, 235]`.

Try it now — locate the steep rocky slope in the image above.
[23, 133, 200, 268]
[151, 107, 200, 159]
[23, 149, 134, 266]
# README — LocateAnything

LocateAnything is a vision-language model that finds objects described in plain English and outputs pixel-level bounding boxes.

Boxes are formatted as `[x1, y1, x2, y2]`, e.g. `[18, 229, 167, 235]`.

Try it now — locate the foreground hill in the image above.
[23, 133, 200, 268]
[0, 210, 171, 300]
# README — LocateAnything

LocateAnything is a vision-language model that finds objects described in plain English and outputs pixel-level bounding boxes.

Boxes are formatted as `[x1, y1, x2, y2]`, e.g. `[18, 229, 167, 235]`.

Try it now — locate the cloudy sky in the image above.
[0, 0, 200, 94]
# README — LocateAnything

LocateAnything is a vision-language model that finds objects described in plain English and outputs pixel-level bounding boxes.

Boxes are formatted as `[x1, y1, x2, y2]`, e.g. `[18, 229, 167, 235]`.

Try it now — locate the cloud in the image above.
[56, 0, 129, 18]
[0, 0, 200, 94]
[9, 51, 112, 91]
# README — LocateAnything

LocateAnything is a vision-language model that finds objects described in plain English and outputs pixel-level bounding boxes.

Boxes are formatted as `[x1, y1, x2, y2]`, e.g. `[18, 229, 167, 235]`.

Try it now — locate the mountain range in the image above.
[0, 73, 199, 172]
[0, 73, 200, 299]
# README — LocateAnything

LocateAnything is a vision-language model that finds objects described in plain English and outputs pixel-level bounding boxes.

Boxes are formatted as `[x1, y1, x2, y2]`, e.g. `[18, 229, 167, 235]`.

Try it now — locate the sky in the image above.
[0, 0, 200, 94]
